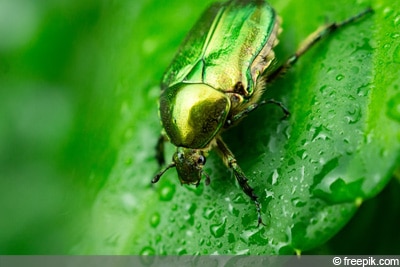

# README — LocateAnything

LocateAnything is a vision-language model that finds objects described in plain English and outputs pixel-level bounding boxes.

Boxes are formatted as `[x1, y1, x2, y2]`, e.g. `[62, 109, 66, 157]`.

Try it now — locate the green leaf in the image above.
[71, 0, 399, 255]
[1, 0, 399, 255]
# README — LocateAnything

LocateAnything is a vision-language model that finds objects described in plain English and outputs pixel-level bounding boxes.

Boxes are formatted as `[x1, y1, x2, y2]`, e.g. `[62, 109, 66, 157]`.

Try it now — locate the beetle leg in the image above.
[215, 136, 265, 226]
[155, 133, 168, 167]
[267, 8, 373, 82]
[227, 98, 289, 126]
[202, 171, 211, 186]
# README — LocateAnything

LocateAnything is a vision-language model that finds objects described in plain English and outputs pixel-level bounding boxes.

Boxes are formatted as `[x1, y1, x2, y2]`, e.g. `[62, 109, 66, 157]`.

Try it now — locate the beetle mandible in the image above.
[152, 0, 372, 226]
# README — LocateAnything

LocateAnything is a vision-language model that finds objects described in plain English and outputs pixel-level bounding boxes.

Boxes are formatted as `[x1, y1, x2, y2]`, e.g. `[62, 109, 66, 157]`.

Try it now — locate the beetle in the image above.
[152, 0, 372, 226]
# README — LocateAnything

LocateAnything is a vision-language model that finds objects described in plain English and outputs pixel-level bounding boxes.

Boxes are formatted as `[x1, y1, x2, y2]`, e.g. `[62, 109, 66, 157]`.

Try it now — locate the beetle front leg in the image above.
[155, 133, 168, 167]
[267, 8, 373, 82]
[215, 137, 265, 226]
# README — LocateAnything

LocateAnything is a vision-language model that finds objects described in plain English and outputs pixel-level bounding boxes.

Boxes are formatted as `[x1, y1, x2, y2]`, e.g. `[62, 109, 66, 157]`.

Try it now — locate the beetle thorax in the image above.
[160, 83, 231, 149]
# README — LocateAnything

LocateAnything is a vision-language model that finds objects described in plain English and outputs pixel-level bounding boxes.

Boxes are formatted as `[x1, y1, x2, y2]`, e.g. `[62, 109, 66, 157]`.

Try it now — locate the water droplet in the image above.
[319, 85, 328, 94]
[296, 149, 308, 160]
[210, 217, 226, 238]
[383, 7, 393, 17]
[391, 33, 400, 39]
[177, 248, 188, 255]
[267, 168, 280, 185]
[198, 238, 204, 246]
[383, 43, 391, 49]
[195, 222, 201, 229]
[264, 189, 274, 200]
[159, 182, 175, 201]
[234, 249, 250, 255]
[180, 237, 187, 245]
[291, 197, 306, 208]
[140, 246, 155, 255]
[395, 15, 400, 26]
[150, 212, 160, 228]
[203, 206, 215, 219]
[232, 193, 246, 204]
[345, 103, 362, 124]
[311, 125, 331, 142]
[139, 246, 156, 265]
[239, 228, 267, 245]
[185, 202, 197, 214]
[228, 232, 236, 243]
[184, 213, 194, 226]
[336, 74, 345, 81]
[357, 83, 372, 97]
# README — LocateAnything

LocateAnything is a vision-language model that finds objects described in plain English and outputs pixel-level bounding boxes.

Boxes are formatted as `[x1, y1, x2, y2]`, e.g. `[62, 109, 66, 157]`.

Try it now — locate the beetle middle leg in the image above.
[215, 136, 265, 226]
[267, 8, 373, 82]
[226, 98, 290, 126]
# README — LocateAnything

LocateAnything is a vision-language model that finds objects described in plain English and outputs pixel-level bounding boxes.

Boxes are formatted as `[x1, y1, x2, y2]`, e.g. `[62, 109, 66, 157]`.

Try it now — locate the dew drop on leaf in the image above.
[291, 197, 307, 208]
[345, 103, 362, 124]
[140, 246, 155, 256]
[159, 182, 175, 201]
[336, 74, 345, 81]
[391, 33, 400, 39]
[210, 217, 226, 238]
[202, 206, 215, 219]
[149, 212, 160, 228]
[356, 83, 372, 97]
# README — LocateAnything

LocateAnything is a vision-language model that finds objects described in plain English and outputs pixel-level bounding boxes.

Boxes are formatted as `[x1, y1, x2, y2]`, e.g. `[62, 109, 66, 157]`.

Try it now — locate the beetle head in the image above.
[173, 147, 210, 186]
[152, 147, 210, 186]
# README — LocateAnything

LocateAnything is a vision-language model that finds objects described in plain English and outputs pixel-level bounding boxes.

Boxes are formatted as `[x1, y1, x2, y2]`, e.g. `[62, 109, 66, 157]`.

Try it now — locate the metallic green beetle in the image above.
[152, 0, 372, 226]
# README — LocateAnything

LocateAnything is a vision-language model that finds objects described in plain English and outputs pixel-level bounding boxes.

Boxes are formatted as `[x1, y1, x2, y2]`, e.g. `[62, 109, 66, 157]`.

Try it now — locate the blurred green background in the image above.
[1, 0, 399, 254]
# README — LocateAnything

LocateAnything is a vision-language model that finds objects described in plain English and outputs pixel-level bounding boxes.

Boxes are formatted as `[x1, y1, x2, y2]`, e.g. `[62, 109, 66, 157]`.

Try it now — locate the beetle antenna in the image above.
[152, 162, 176, 183]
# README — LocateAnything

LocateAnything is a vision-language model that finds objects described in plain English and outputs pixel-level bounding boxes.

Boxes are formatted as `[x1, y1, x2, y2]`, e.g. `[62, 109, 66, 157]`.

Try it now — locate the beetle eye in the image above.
[197, 155, 206, 165]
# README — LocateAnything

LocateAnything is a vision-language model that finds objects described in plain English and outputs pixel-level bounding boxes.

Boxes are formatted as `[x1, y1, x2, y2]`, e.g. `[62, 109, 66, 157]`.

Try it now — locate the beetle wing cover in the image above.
[161, 2, 224, 89]
[162, 0, 277, 94]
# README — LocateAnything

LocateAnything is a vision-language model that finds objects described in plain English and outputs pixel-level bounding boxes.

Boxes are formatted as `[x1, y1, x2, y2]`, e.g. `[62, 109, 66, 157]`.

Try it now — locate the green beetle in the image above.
[152, 0, 372, 226]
